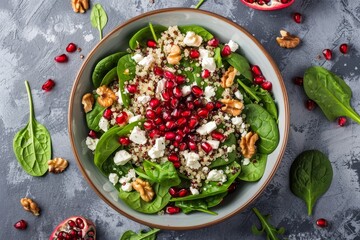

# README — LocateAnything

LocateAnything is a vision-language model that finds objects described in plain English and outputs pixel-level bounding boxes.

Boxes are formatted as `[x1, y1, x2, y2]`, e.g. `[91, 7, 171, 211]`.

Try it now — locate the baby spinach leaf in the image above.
[243, 104, 279, 154]
[90, 3, 108, 40]
[290, 150, 333, 215]
[92, 52, 127, 88]
[120, 228, 160, 240]
[175, 199, 217, 215]
[237, 79, 261, 102]
[86, 101, 105, 131]
[209, 133, 237, 168]
[205, 192, 227, 208]
[256, 88, 278, 120]
[143, 161, 181, 186]
[226, 52, 252, 81]
[214, 47, 222, 68]
[304, 66, 360, 124]
[181, 60, 202, 86]
[178, 25, 213, 41]
[100, 67, 117, 86]
[238, 153, 267, 182]
[13, 81, 52, 176]
[194, 0, 206, 9]
[252, 207, 285, 240]
[129, 25, 167, 50]
[117, 54, 135, 107]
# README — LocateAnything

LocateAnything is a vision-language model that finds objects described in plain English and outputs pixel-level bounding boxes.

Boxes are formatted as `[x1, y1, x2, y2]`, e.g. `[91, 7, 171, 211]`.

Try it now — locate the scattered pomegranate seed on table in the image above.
[14, 220, 27, 230]
[293, 77, 304, 86]
[66, 43, 77, 53]
[316, 218, 329, 228]
[322, 49, 333, 60]
[305, 99, 316, 111]
[339, 43, 348, 54]
[293, 12, 302, 23]
[54, 54, 68, 63]
[42, 79, 55, 91]
[337, 116, 347, 127]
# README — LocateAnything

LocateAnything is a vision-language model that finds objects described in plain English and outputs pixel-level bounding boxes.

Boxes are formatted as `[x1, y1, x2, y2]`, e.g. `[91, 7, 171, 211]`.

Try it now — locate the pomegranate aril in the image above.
[166, 206, 181, 214]
[305, 99, 316, 111]
[188, 141, 197, 151]
[165, 80, 175, 89]
[254, 76, 265, 85]
[161, 90, 171, 101]
[147, 39, 157, 48]
[175, 75, 186, 84]
[103, 109, 112, 120]
[126, 84, 137, 94]
[153, 66, 164, 76]
[168, 153, 179, 162]
[173, 141, 179, 148]
[149, 129, 161, 139]
[165, 120, 176, 130]
[154, 117, 162, 125]
[54, 54, 68, 63]
[169, 187, 179, 197]
[221, 45, 232, 57]
[144, 120, 154, 130]
[75, 217, 83, 227]
[178, 189, 188, 197]
[181, 110, 191, 118]
[211, 131, 226, 142]
[170, 98, 179, 108]
[66, 43, 77, 53]
[251, 65, 262, 76]
[206, 102, 215, 111]
[293, 77, 304, 86]
[293, 12, 302, 24]
[201, 142, 213, 153]
[155, 106, 163, 115]
[228, 182, 237, 193]
[316, 218, 328, 228]
[194, 99, 202, 107]
[173, 87, 183, 98]
[197, 108, 209, 118]
[207, 38, 219, 47]
[261, 81, 272, 91]
[187, 102, 195, 110]
[191, 86, 203, 97]
[14, 220, 27, 230]
[42, 79, 56, 91]
[116, 111, 128, 125]
[173, 161, 181, 168]
[188, 118, 198, 129]
[149, 98, 160, 109]
[159, 124, 166, 131]
[190, 49, 200, 58]
[215, 101, 223, 109]
[164, 71, 176, 80]
[77, 230, 83, 237]
[338, 116, 347, 127]
[322, 49, 332, 60]
[171, 109, 181, 118]
[176, 118, 187, 128]
[339, 43, 348, 54]
[69, 230, 77, 237]
[179, 142, 187, 151]
[281, 0, 290, 3]
[146, 109, 156, 119]
[201, 69, 211, 79]
[183, 126, 190, 134]
[165, 132, 176, 140]
[163, 111, 172, 121]
[88, 130, 97, 139]
[119, 136, 130, 146]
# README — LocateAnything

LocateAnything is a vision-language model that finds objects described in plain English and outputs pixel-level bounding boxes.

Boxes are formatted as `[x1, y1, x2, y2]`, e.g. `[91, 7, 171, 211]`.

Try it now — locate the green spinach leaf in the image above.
[238, 153, 267, 182]
[117, 54, 135, 107]
[13, 81, 52, 176]
[214, 47, 222, 68]
[209, 133, 237, 168]
[237, 79, 261, 102]
[175, 199, 217, 215]
[90, 3, 108, 40]
[304, 66, 360, 124]
[194, 0, 206, 9]
[252, 207, 285, 240]
[100, 67, 117, 86]
[86, 101, 105, 131]
[178, 25, 213, 41]
[143, 160, 181, 186]
[290, 150, 333, 215]
[256, 88, 278, 120]
[181, 60, 202, 86]
[226, 52, 252, 81]
[243, 104, 279, 154]
[129, 25, 167, 50]
[120, 228, 160, 240]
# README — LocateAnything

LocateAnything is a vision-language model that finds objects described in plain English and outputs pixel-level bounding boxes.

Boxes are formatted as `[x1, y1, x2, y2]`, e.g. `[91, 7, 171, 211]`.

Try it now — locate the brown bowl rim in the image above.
[68, 7, 290, 230]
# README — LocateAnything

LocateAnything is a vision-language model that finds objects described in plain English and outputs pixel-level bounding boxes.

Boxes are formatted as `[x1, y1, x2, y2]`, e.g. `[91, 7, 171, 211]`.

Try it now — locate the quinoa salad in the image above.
[82, 24, 280, 215]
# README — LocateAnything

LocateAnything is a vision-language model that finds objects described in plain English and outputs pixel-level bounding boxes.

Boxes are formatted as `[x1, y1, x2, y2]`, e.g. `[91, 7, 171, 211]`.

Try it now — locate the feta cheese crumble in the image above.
[114, 150, 132, 166]
[227, 40, 239, 52]
[196, 121, 217, 135]
[190, 186, 200, 195]
[85, 137, 99, 151]
[138, 54, 154, 69]
[129, 126, 147, 145]
[201, 57, 216, 72]
[128, 115, 142, 123]
[204, 86, 215, 101]
[148, 137, 166, 159]
[207, 140, 220, 149]
[231, 116, 243, 125]
[137, 95, 151, 104]
[98, 117, 109, 132]
[207, 169, 227, 183]
[109, 173, 119, 185]
[131, 53, 144, 63]
[183, 31, 203, 47]
[182, 151, 201, 170]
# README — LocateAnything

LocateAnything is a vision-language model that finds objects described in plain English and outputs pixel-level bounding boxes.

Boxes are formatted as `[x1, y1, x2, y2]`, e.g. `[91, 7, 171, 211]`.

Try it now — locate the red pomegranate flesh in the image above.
[49, 216, 96, 240]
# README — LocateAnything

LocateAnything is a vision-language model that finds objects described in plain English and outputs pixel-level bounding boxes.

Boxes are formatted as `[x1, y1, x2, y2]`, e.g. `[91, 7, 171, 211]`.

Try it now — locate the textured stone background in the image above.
[1, 0, 360, 239]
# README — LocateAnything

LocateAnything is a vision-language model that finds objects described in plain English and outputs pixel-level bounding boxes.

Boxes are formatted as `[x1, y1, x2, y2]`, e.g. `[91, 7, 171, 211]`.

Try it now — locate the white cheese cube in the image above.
[227, 40, 239, 52]
[108, 173, 119, 185]
[114, 150, 132, 166]
[131, 53, 144, 63]
[190, 187, 199, 195]
[207, 140, 220, 149]
[129, 115, 142, 123]
[201, 57, 216, 73]
[181, 85, 192, 96]
[204, 86, 215, 101]
[154, 137, 166, 151]
[183, 31, 203, 47]
[137, 95, 151, 104]
[196, 121, 217, 135]
[148, 148, 165, 159]
[85, 137, 99, 151]
[138, 54, 154, 68]
[199, 48, 209, 59]
[231, 116, 243, 125]
[234, 90, 243, 100]
[98, 117, 109, 132]
[121, 182, 133, 192]
[129, 126, 147, 145]
[207, 169, 227, 183]
[182, 151, 201, 170]
[156, 79, 166, 98]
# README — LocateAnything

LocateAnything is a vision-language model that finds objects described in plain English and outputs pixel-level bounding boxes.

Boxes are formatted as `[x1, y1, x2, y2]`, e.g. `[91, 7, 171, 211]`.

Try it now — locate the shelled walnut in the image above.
[82, 93, 94, 113]
[71, 0, 89, 13]
[166, 45, 182, 65]
[220, 99, 244, 116]
[132, 178, 155, 202]
[221, 66, 238, 88]
[20, 198, 40, 216]
[96, 85, 117, 108]
[276, 30, 300, 49]
[48, 158, 69, 173]
[240, 132, 259, 159]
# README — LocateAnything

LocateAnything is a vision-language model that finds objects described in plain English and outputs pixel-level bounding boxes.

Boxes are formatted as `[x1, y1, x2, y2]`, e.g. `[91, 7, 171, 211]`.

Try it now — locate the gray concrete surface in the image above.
[1, 0, 360, 239]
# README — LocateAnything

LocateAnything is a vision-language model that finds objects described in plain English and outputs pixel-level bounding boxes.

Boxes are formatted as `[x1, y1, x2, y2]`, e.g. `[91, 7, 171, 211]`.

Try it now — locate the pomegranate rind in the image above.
[49, 216, 96, 240]
[240, 0, 295, 11]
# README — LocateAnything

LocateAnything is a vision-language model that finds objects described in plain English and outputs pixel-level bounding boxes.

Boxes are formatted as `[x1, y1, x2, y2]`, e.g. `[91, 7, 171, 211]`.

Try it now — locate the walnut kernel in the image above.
[240, 132, 259, 159]
[132, 178, 155, 202]
[220, 99, 244, 116]
[276, 30, 301, 49]
[221, 66, 238, 88]
[20, 198, 40, 216]
[82, 93, 94, 113]
[71, 0, 89, 13]
[96, 85, 117, 108]
[48, 158, 69, 173]
[166, 45, 182, 65]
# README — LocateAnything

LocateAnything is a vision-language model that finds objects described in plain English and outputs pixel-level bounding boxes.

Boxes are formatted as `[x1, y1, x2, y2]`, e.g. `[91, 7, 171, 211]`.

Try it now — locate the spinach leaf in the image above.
[120, 228, 160, 240]
[129, 25, 167, 50]
[100, 67, 117, 86]
[92, 52, 127, 88]
[205, 192, 227, 208]
[252, 207, 285, 240]
[175, 199, 217, 215]
[13, 81, 52, 176]
[117, 54, 135, 107]
[214, 47, 222, 68]
[178, 25, 213, 41]
[304, 66, 360, 124]
[143, 160, 181, 186]
[226, 52, 253, 81]
[243, 104, 279, 154]
[209, 133, 237, 168]
[90, 3, 108, 40]
[86, 101, 105, 131]
[290, 150, 333, 215]
[181, 60, 202, 86]
[194, 0, 206, 9]
[256, 88, 278, 120]
[238, 153, 267, 182]
[171, 161, 241, 201]
[119, 182, 171, 214]
[237, 79, 261, 102]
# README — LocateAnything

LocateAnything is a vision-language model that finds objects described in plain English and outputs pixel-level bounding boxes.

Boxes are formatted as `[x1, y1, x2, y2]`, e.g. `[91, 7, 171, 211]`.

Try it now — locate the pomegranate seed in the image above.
[162, 110, 172, 120]
[144, 120, 154, 130]
[154, 117, 162, 125]
[188, 117, 198, 129]
[14, 220, 27, 230]
[339, 43, 348, 54]
[171, 109, 181, 118]
[166, 206, 181, 214]
[187, 102, 195, 110]
[42, 79, 56, 91]
[116, 111, 128, 125]
[169, 187, 179, 197]
[155, 106, 163, 115]
[246, 0, 255, 3]
[69, 230, 77, 237]
[66, 43, 77, 53]
[316, 218, 328, 228]
[178, 189, 188, 197]
[170, 98, 179, 108]
[77, 230, 83, 237]
[221, 45, 232, 57]
[183, 126, 190, 134]
[159, 124, 166, 131]
[149, 129, 161, 138]
[76, 218, 84, 228]
[88, 130, 97, 139]
[228, 182, 237, 193]
[201, 69, 211, 79]
[197, 108, 209, 118]
[149, 98, 160, 109]
[126, 84, 137, 94]
[188, 141, 197, 151]
[119, 136, 130, 146]
[254, 76, 265, 85]
[201, 142, 213, 153]
[190, 49, 200, 58]
[207, 38, 219, 47]
[179, 142, 187, 151]
[175, 75, 186, 84]
[177, 118, 187, 127]
[322, 49, 332, 60]
[165, 132, 176, 140]
[281, 0, 290, 3]
[293, 77, 304, 86]
[165, 120, 176, 130]
[176, 129, 185, 137]
[181, 110, 191, 118]
[211, 131, 226, 142]
[305, 99, 316, 111]
[168, 153, 179, 162]
[257, 0, 265, 5]
[54, 54, 68, 63]
[251, 65, 262, 76]
[146, 109, 156, 119]
[153, 66, 163, 76]
[173, 87, 183, 98]
[103, 109, 112, 120]
[164, 71, 176, 80]
[187, 134, 197, 141]
[173, 161, 181, 168]
[194, 99, 202, 106]
[261, 81, 272, 91]
[338, 116, 347, 127]
[215, 101, 223, 109]
[293, 12, 302, 24]
[147, 39, 157, 48]
[173, 141, 179, 148]
[191, 86, 203, 97]
[165, 80, 175, 89]
[161, 90, 171, 101]
[206, 102, 215, 111]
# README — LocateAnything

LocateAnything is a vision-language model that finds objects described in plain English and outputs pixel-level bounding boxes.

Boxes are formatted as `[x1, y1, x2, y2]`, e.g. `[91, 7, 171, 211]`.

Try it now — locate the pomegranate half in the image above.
[49, 216, 96, 240]
[240, 0, 295, 11]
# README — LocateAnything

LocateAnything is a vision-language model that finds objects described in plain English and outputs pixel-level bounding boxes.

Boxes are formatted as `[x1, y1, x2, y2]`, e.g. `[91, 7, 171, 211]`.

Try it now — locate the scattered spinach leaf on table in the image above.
[120, 228, 160, 240]
[194, 0, 206, 9]
[252, 207, 285, 240]
[13, 81, 52, 176]
[90, 3, 108, 40]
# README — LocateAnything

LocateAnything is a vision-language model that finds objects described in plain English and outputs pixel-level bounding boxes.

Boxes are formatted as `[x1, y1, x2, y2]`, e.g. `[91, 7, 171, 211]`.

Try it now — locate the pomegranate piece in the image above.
[42, 79, 56, 91]
[168, 153, 179, 162]
[175, 75, 186, 84]
[115, 111, 128, 125]
[119, 136, 130, 146]
[201, 142, 213, 153]
[221, 45, 232, 57]
[251, 65, 262, 76]
[165, 131, 176, 140]
[164, 71, 176, 80]
[207, 38, 219, 47]
[149, 98, 160, 109]
[254, 76, 265, 85]
[191, 86, 203, 97]
[126, 84, 137, 94]
[54, 54, 68, 63]
[88, 130, 98, 139]
[293, 12, 302, 24]
[153, 66, 164, 76]
[143, 120, 154, 130]
[161, 90, 172, 101]
[178, 189, 189, 197]
[261, 81, 272, 91]
[211, 131, 226, 142]
[305, 99, 316, 111]
[147, 40, 157, 48]
[201, 69, 211, 79]
[316, 218, 328, 228]
[197, 108, 209, 118]
[322, 49, 332, 60]
[166, 206, 181, 214]
[337, 116, 347, 127]
[169, 187, 179, 197]
[293, 77, 304, 86]
[241, 0, 295, 11]
[189, 49, 200, 58]
[173, 87, 183, 98]
[339, 43, 348, 54]
[14, 220, 27, 230]
[49, 216, 96, 240]
[66, 43, 77, 53]
[103, 109, 112, 120]
[146, 109, 156, 119]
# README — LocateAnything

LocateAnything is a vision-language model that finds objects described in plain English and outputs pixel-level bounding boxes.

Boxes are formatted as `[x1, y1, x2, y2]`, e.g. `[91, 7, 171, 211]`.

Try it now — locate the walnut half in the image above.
[71, 0, 89, 13]
[221, 66, 238, 88]
[166, 45, 182, 65]
[276, 30, 301, 49]
[48, 158, 69, 173]
[240, 132, 259, 159]
[20, 198, 40, 216]
[220, 99, 244, 116]
[132, 178, 155, 202]
[96, 85, 117, 108]
[82, 93, 94, 113]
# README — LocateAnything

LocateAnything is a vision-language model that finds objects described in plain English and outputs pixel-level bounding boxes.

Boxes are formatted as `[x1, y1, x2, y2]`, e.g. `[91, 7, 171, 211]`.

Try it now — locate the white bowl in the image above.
[68, 8, 289, 230]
